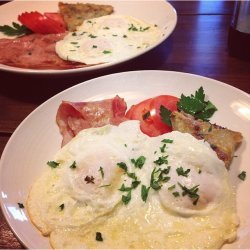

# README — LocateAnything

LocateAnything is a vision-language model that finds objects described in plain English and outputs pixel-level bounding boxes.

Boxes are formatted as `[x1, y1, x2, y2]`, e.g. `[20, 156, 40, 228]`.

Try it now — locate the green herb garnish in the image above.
[141, 185, 150, 202]
[96, 232, 103, 241]
[176, 166, 190, 177]
[69, 161, 77, 169]
[0, 22, 32, 36]
[99, 166, 104, 178]
[18, 203, 24, 209]
[47, 161, 60, 168]
[150, 167, 171, 190]
[131, 156, 146, 169]
[238, 171, 246, 181]
[59, 203, 64, 210]
[154, 155, 168, 165]
[177, 86, 217, 121]
[117, 162, 128, 172]
[160, 105, 172, 126]
[122, 190, 132, 205]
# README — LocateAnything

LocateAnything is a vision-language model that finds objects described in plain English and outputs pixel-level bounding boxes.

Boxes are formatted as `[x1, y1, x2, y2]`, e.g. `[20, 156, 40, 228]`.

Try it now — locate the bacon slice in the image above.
[0, 33, 87, 69]
[56, 95, 128, 146]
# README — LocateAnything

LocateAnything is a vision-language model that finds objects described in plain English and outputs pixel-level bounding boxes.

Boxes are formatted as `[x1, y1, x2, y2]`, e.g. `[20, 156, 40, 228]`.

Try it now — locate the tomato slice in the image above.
[149, 95, 179, 134]
[18, 11, 66, 34]
[125, 95, 179, 137]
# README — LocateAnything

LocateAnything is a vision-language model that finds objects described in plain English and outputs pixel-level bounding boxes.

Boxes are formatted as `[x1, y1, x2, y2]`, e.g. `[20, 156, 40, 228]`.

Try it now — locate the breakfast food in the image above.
[0, 2, 164, 70]
[55, 14, 163, 65]
[58, 2, 114, 31]
[170, 111, 243, 168]
[0, 33, 85, 69]
[56, 95, 127, 146]
[27, 120, 239, 249]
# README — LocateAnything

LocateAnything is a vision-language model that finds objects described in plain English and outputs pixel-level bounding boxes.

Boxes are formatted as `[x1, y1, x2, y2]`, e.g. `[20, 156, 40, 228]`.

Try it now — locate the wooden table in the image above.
[0, 1, 249, 248]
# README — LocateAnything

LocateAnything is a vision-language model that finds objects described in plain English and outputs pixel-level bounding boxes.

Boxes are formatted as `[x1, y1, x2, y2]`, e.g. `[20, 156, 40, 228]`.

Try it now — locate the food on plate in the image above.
[58, 2, 114, 31]
[55, 14, 163, 65]
[0, 33, 85, 69]
[18, 11, 66, 34]
[56, 95, 127, 146]
[0, 2, 164, 70]
[170, 111, 243, 168]
[27, 120, 238, 249]
[126, 95, 179, 137]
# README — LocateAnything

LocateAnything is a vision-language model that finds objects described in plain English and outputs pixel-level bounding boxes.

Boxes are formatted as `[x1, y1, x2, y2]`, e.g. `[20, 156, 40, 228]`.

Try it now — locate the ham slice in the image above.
[56, 95, 128, 146]
[0, 33, 86, 69]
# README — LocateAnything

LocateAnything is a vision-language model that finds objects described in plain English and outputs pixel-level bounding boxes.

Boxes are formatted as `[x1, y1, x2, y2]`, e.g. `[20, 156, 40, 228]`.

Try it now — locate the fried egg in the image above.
[27, 120, 238, 249]
[55, 15, 164, 64]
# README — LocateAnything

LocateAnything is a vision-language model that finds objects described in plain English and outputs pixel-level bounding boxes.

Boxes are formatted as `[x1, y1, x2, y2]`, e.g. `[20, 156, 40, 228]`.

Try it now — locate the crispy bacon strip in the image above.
[0, 33, 86, 69]
[56, 95, 128, 146]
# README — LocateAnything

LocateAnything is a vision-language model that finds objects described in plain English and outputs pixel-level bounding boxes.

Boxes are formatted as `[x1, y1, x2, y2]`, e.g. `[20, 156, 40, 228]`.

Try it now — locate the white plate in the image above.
[0, 0, 177, 75]
[0, 70, 249, 249]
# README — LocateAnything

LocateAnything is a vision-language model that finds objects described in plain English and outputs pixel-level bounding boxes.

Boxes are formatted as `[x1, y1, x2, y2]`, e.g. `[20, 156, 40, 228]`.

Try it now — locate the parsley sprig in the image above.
[0, 22, 32, 36]
[177, 86, 217, 121]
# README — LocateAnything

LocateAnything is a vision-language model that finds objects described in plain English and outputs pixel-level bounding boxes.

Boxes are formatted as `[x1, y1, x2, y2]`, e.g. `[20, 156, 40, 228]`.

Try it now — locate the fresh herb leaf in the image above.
[59, 203, 64, 210]
[103, 50, 111, 54]
[161, 139, 173, 144]
[154, 155, 168, 165]
[176, 166, 190, 177]
[99, 166, 104, 178]
[119, 183, 133, 192]
[84, 176, 95, 184]
[177, 87, 217, 121]
[89, 34, 97, 38]
[168, 184, 176, 191]
[238, 171, 246, 181]
[172, 191, 180, 197]
[69, 161, 77, 169]
[178, 182, 200, 205]
[99, 184, 111, 188]
[117, 162, 128, 172]
[160, 105, 172, 126]
[18, 203, 24, 209]
[96, 232, 103, 241]
[122, 190, 132, 205]
[131, 156, 146, 169]
[160, 143, 166, 153]
[141, 185, 150, 202]
[150, 167, 171, 190]
[0, 22, 32, 36]
[47, 161, 60, 168]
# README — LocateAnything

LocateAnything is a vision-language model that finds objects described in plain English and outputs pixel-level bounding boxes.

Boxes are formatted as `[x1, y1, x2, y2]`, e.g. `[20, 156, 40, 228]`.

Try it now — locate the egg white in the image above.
[27, 120, 238, 248]
[55, 15, 164, 64]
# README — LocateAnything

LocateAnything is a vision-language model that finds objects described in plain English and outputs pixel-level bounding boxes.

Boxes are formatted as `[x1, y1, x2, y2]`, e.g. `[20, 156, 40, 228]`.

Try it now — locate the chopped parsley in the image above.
[103, 50, 112, 54]
[161, 139, 173, 144]
[154, 155, 168, 165]
[88, 34, 97, 38]
[172, 191, 180, 197]
[176, 167, 190, 177]
[99, 166, 104, 178]
[160, 143, 167, 153]
[117, 162, 128, 172]
[0, 22, 32, 36]
[131, 156, 146, 169]
[238, 171, 246, 181]
[122, 190, 132, 205]
[84, 176, 95, 184]
[177, 86, 217, 121]
[150, 167, 171, 190]
[160, 105, 172, 126]
[168, 184, 176, 191]
[141, 185, 150, 202]
[96, 232, 103, 241]
[59, 203, 64, 210]
[18, 203, 24, 209]
[178, 182, 200, 205]
[69, 161, 77, 169]
[70, 42, 78, 45]
[92, 45, 97, 48]
[47, 161, 60, 168]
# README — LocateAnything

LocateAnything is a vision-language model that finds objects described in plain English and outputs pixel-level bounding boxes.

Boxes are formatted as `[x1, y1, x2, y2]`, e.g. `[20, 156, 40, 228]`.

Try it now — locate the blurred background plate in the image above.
[0, 0, 177, 75]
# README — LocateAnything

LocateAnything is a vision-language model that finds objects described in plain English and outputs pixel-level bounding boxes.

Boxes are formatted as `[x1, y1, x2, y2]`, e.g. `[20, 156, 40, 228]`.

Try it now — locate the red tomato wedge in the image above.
[18, 11, 66, 34]
[125, 95, 179, 137]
